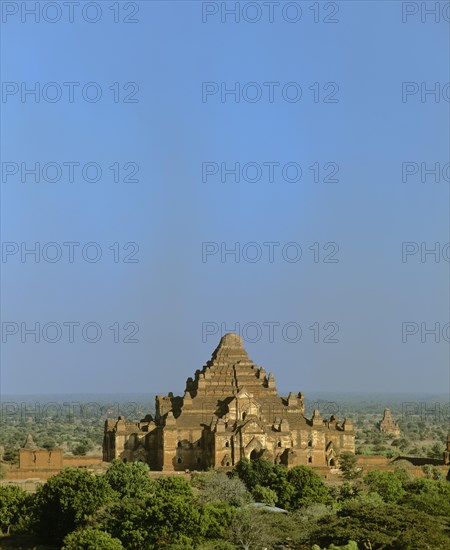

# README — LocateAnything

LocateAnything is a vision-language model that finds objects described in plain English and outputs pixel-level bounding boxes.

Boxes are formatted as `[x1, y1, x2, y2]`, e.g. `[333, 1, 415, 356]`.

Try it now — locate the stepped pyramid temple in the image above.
[377, 408, 401, 437]
[103, 334, 355, 470]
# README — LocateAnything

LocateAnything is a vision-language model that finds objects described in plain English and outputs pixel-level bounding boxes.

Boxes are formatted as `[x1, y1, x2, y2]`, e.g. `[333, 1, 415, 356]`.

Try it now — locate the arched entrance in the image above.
[326, 441, 337, 468]
[245, 437, 265, 461]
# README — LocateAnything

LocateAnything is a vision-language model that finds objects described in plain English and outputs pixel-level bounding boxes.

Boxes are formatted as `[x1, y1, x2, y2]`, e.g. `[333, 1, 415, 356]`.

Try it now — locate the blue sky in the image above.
[1, 0, 449, 396]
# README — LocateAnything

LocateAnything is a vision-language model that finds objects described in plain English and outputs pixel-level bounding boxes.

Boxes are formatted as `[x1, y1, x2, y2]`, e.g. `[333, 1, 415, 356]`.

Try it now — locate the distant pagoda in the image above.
[377, 408, 401, 437]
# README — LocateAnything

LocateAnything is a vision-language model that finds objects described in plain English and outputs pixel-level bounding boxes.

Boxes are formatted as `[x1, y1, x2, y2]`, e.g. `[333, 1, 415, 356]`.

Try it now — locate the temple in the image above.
[377, 408, 401, 437]
[103, 333, 355, 470]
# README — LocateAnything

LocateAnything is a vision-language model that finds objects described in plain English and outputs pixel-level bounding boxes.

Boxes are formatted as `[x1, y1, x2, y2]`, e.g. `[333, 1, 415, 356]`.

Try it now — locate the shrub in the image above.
[62, 528, 124, 549]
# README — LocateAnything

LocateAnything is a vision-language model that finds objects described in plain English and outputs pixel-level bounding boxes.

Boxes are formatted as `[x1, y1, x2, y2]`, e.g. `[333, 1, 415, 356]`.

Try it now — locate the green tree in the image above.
[333, 481, 361, 501]
[328, 541, 359, 550]
[311, 501, 450, 550]
[234, 458, 274, 490]
[252, 507, 306, 547]
[265, 465, 295, 509]
[287, 466, 331, 509]
[72, 438, 95, 456]
[339, 452, 361, 481]
[392, 461, 414, 484]
[422, 464, 444, 480]
[364, 470, 405, 502]
[62, 528, 124, 549]
[31, 468, 115, 543]
[312, 543, 358, 550]
[401, 478, 450, 517]
[91, 498, 149, 550]
[41, 438, 57, 451]
[199, 501, 235, 540]
[427, 442, 444, 459]
[104, 459, 155, 499]
[233, 459, 296, 509]
[344, 491, 384, 507]
[252, 484, 278, 506]
[0, 485, 29, 534]
[393, 438, 410, 452]
[92, 487, 202, 549]
[145, 494, 200, 547]
[2, 445, 19, 465]
[156, 475, 194, 498]
[159, 534, 196, 549]
[146, 493, 200, 545]
[293, 503, 338, 547]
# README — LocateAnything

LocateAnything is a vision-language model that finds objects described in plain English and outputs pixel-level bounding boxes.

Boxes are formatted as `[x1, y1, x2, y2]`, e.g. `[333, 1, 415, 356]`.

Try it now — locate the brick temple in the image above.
[377, 408, 401, 437]
[103, 333, 355, 470]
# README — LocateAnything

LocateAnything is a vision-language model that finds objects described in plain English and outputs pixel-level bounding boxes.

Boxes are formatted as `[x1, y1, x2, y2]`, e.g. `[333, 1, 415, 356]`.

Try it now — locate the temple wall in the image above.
[19, 449, 63, 469]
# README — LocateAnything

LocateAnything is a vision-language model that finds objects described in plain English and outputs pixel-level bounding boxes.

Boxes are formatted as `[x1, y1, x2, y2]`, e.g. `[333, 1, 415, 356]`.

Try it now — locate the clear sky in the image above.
[1, 1, 449, 396]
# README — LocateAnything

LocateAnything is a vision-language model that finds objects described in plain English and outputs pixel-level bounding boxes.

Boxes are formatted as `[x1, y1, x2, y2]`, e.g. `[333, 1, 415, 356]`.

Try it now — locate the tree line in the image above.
[0, 456, 449, 549]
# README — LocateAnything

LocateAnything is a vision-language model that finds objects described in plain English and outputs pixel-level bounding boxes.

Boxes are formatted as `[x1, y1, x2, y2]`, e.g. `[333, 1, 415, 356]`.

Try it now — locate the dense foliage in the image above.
[234, 458, 331, 510]
[0, 485, 29, 534]
[62, 529, 125, 550]
[30, 468, 116, 542]
[0, 457, 448, 549]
